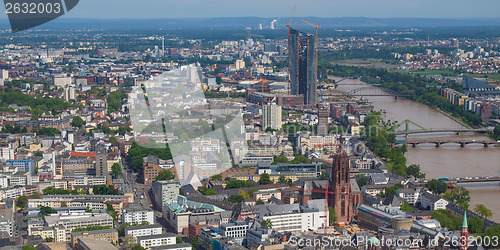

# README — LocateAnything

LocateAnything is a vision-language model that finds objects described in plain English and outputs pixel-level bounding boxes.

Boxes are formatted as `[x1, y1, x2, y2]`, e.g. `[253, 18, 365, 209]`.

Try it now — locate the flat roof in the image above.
[136, 233, 177, 241]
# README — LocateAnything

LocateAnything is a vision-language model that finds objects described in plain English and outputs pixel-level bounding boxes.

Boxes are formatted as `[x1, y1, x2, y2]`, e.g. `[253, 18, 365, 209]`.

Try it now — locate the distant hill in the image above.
[0, 17, 500, 30]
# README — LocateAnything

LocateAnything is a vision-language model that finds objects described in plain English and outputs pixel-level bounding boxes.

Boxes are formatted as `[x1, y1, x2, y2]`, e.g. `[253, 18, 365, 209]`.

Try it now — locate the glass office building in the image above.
[288, 28, 317, 105]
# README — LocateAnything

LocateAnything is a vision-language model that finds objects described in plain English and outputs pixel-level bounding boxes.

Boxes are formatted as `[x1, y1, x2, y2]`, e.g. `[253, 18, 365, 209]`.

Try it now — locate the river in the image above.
[333, 77, 500, 222]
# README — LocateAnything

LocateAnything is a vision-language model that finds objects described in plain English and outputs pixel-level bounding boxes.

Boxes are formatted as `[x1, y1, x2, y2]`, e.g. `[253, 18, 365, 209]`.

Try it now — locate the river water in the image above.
[333, 77, 500, 222]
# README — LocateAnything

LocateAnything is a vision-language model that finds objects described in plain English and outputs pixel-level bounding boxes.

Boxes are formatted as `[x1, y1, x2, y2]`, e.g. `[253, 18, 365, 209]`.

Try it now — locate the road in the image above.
[122, 160, 150, 209]
[121, 160, 178, 234]
[13, 210, 27, 245]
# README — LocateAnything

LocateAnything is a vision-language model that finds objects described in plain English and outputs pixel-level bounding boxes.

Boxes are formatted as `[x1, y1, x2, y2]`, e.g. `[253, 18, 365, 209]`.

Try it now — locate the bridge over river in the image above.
[393, 138, 498, 147]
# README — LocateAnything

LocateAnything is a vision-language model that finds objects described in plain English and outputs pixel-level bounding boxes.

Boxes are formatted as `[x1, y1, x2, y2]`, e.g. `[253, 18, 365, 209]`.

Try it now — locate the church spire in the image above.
[462, 211, 468, 228]
[460, 210, 469, 250]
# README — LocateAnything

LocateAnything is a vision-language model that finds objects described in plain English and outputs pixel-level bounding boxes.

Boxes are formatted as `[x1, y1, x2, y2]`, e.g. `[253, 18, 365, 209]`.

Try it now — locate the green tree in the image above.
[278, 175, 287, 184]
[290, 155, 310, 164]
[211, 174, 222, 181]
[72, 225, 112, 232]
[431, 209, 461, 231]
[272, 155, 289, 164]
[407, 164, 425, 179]
[111, 163, 122, 178]
[106, 91, 127, 112]
[446, 187, 471, 209]
[197, 186, 217, 196]
[391, 164, 407, 177]
[191, 237, 200, 249]
[71, 116, 86, 127]
[474, 204, 493, 219]
[45, 237, 54, 242]
[260, 219, 272, 229]
[228, 195, 245, 203]
[122, 234, 136, 249]
[400, 201, 415, 212]
[355, 175, 368, 188]
[176, 236, 183, 244]
[492, 126, 500, 140]
[385, 184, 403, 196]
[468, 215, 484, 234]
[92, 185, 119, 195]
[427, 179, 447, 194]
[484, 225, 500, 239]
[30, 192, 41, 199]
[155, 169, 175, 181]
[17, 195, 28, 208]
[132, 244, 146, 250]
[225, 179, 257, 189]
[256, 199, 265, 205]
[329, 206, 337, 225]
[109, 136, 118, 144]
[22, 245, 37, 250]
[107, 204, 118, 220]
[259, 173, 273, 185]
[39, 206, 57, 215]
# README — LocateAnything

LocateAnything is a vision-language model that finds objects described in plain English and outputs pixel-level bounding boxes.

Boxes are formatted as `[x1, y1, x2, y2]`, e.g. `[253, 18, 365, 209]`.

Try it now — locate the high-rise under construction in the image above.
[288, 28, 317, 105]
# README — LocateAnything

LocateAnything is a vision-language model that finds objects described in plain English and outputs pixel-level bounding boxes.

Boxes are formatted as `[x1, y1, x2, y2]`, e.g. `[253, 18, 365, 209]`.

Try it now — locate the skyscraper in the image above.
[95, 145, 108, 179]
[317, 108, 329, 136]
[288, 28, 317, 105]
[262, 103, 282, 131]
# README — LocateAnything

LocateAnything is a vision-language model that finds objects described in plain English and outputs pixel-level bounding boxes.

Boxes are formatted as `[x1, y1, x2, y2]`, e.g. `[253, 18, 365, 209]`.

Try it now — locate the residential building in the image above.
[95, 145, 108, 179]
[136, 233, 176, 249]
[420, 192, 449, 211]
[262, 104, 282, 130]
[396, 188, 420, 205]
[122, 209, 155, 225]
[125, 224, 163, 238]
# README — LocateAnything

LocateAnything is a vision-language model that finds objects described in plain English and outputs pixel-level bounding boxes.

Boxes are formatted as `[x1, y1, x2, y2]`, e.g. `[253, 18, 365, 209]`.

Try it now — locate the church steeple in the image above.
[460, 211, 469, 250]
[462, 211, 468, 228]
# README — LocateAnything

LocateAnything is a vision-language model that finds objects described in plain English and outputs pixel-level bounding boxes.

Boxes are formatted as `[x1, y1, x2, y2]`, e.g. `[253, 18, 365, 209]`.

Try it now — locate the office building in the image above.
[152, 180, 180, 210]
[95, 145, 108, 179]
[70, 229, 118, 248]
[317, 108, 329, 136]
[262, 103, 282, 130]
[288, 28, 317, 105]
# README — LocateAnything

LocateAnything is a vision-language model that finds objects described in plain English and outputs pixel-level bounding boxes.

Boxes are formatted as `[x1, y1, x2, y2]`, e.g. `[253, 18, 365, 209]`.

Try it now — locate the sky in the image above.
[1, 0, 500, 19]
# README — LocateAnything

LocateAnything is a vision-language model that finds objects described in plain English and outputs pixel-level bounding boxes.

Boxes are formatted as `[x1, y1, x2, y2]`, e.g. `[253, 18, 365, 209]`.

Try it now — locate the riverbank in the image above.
[323, 64, 484, 127]
[334, 76, 500, 223]
[435, 108, 472, 129]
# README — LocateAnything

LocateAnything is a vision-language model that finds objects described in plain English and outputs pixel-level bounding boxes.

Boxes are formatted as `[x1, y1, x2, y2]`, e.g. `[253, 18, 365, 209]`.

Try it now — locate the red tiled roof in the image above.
[70, 152, 96, 158]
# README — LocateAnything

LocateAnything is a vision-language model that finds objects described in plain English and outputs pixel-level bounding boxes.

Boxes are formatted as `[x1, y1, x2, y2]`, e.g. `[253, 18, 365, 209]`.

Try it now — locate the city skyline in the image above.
[0, 0, 500, 20]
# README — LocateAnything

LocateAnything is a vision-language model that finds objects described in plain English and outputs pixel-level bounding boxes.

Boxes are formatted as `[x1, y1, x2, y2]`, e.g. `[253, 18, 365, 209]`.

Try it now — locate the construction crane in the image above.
[285, 5, 296, 30]
[289, 185, 349, 236]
